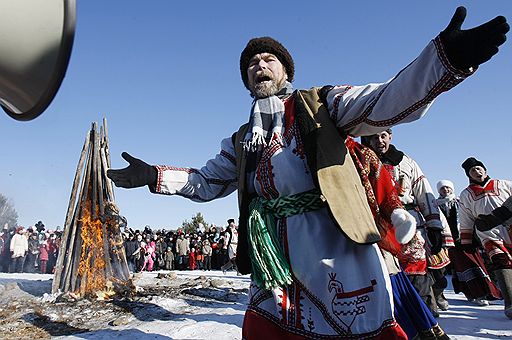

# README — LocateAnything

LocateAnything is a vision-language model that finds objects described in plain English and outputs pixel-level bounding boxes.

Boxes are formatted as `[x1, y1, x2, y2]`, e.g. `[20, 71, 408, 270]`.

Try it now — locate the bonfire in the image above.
[52, 118, 133, 299]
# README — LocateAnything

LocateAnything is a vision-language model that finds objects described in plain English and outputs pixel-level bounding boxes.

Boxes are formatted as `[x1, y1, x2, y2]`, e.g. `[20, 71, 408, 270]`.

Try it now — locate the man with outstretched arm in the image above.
[108, 7, 508, 339]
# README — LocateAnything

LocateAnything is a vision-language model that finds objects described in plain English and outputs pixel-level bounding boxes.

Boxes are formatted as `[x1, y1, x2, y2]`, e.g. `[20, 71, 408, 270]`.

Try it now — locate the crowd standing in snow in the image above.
[0, 219, 240, 275]
[0, 221, 60, 274]
[121, 219, 240, 274]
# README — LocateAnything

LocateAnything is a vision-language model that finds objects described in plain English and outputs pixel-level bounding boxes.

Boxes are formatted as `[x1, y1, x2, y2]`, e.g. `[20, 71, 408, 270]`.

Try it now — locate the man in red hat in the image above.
[108, 7, 508, 339]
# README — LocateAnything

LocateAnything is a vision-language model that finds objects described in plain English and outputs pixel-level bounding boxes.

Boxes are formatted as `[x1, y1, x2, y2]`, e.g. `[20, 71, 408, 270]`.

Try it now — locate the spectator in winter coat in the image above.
[221, 219, 239, 274]
[188, 247, 197, 270]
[134, 234, 146, 272]
[195, 240, 204, 270]
[141, 237, 156, 271]
[0, 226, 6, 272]
[24, 232, 40, 273]
[207, 227, 221, 269]
[175, 234, 189, 270]
[164, 246, 175, 270]
[1, 224, 13, 272]
[202, 239, 212, 271]
[124, 235, 140, 272]
[46, 233, 58, 274]
[10, 227, 28, 273]
[155, 236, 167, 270]
[39, 239, 49, 274]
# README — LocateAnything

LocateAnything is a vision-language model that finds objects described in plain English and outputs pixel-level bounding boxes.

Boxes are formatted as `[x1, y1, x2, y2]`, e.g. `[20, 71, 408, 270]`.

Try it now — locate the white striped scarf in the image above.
[243, 81, 293, 152]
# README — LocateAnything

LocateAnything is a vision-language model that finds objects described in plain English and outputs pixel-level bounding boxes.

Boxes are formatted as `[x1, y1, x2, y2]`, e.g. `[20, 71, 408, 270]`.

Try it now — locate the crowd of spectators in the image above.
[0, 219, 239, 275]
[0, 221, 61, 274]
[122, 219, 239, 274]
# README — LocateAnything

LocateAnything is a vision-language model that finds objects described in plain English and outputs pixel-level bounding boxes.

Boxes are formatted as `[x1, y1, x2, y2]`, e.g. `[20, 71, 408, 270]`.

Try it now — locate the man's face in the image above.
[247, 53, 288, 98]
[439, 186, 453, 198]
[469, 166, 487, 182]
[368, 131, 392, 156]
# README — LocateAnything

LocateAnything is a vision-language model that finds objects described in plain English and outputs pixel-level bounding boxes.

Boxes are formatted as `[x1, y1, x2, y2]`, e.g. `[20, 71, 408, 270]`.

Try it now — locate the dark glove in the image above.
[107, 152, 157, 188]
[427, 228, 442, 255]
[440, 6, 509, 70]
[475, 206, 512, 231]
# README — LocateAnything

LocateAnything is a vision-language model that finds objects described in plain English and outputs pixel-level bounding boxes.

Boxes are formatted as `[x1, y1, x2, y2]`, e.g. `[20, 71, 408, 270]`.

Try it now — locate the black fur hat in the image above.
[461, 157, 486, 177]
[240, 37, 294, 91]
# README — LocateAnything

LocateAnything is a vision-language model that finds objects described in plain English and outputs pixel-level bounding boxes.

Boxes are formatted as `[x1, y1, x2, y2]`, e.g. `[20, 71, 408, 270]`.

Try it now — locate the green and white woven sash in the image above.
[247, 188, 326, 290]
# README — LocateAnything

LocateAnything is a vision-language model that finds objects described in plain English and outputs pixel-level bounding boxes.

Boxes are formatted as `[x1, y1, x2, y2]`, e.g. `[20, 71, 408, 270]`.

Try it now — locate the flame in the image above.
[95, 280, 116, 301]
[77, 203, 106, 296]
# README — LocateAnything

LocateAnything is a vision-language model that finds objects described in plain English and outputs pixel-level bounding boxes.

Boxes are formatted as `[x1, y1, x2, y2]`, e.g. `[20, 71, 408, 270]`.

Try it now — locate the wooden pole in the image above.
[95, 128, 113, 280]
[102, 117, 112, 169]
[102, 118, 114, 200]
[62, 207, 79, 292]
[91, 123, 98, 220]
[95, 125, 104, 217]
[70, 139, 93, 293]
[70, 218, 84, 292]
[52, 132, 90, 293]
[101, 148, 114, 202]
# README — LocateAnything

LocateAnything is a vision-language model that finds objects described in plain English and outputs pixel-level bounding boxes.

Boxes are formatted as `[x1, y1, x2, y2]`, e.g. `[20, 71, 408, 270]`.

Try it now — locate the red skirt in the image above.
[242, 309, 407, 340]
[448, 247, 501, 300]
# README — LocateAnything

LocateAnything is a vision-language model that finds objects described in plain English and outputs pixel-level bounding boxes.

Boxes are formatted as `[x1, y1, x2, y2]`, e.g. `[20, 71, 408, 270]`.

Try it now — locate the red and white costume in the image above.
[459, 179, 512, 264]
[152, 38, 470, 339]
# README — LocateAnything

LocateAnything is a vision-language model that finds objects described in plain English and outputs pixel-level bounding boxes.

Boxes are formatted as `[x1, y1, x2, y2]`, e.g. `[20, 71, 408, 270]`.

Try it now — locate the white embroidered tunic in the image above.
[459, 179, 512, 260]
[152, 38, 471, 337]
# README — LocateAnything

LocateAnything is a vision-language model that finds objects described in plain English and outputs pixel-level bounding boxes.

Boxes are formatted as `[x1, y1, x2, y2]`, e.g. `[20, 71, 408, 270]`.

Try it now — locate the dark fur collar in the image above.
[381, 144, 404, 166]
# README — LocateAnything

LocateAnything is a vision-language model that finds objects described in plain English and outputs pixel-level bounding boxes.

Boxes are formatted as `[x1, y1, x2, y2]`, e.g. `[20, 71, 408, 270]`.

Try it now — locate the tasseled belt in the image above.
[247, 188, 327, 289]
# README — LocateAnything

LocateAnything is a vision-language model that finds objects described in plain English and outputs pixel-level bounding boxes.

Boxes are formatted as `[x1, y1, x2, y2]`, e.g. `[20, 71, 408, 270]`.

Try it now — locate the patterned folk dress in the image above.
[438, 196, 501, 301]
[459, 178, 512, 269]
[240, 105, 401, 338]
[347, 138, 446, 340]
[152, 37, 472, 339]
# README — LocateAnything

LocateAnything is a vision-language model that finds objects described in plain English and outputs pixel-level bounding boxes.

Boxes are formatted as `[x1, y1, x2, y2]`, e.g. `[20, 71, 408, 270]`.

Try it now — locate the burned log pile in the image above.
[52, 118, 132, 298]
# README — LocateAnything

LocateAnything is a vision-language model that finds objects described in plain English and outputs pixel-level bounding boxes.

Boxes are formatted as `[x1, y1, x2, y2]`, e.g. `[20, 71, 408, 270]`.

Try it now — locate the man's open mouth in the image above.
[256, 75, 272, 83]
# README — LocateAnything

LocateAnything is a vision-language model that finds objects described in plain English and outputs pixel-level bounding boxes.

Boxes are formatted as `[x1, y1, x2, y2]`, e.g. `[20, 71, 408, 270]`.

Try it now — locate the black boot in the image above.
[494, 268, 512, 319]
[432, 324, 450, 339]
[433, 288, 449, 311]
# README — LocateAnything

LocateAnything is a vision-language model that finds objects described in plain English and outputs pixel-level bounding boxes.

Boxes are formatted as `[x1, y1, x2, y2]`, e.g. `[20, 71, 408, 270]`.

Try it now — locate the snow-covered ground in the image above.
[0, 271, 510, 339]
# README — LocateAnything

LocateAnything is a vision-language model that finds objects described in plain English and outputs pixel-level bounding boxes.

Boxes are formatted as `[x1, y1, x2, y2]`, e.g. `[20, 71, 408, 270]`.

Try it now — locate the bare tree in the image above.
[0, 193, 18, 229]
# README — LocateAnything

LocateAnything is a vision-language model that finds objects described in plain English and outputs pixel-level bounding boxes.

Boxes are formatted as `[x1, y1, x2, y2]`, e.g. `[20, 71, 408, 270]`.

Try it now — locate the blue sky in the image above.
[1, 1, 511, 231]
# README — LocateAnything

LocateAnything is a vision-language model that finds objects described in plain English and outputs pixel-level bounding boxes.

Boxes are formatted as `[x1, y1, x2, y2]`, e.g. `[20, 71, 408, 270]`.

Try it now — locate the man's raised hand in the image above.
[440, 6, 509, 70]
[107, 152, 157, 189]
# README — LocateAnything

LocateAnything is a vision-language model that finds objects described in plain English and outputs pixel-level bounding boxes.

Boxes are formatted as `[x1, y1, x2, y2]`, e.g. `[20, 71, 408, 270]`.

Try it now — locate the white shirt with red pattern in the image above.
[459, 178, 512, 260]
[151, 38, 471, 338]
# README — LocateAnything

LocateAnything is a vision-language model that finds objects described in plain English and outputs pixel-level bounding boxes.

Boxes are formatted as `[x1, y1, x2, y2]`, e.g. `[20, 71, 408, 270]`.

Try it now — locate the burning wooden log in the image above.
[52, 119, 132, 298]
